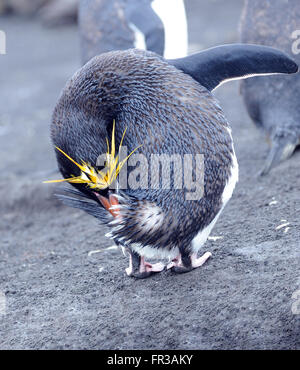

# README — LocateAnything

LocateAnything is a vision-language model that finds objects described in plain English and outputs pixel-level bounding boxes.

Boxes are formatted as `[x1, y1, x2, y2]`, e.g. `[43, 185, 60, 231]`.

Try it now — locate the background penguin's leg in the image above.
[259, 129, 299, 176]
[125, 248, 165, 279]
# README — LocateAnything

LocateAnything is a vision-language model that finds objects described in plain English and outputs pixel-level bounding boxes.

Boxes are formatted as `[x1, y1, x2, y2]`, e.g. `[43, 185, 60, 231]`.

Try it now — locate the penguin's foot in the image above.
[138, 257, 165, 278]
[167, 255, 194, 273]
[125, 250, 165, 279]
[191, 251, 212, 268]
[167, 252, 212, 274]
[166, 255, 182, 270]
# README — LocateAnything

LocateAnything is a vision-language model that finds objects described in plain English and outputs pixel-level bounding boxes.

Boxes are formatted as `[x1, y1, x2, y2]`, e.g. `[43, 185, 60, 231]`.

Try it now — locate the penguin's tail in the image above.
[55, 186, 113, 224]
[168, 44, 298, 91]
[259, 128, 299, 176]
[57, 186, 169, 251]
[55, 186, 134, 227]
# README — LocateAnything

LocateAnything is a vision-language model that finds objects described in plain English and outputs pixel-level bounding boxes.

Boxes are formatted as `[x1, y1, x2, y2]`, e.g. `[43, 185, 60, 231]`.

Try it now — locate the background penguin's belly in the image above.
[151, 0, 188, 58]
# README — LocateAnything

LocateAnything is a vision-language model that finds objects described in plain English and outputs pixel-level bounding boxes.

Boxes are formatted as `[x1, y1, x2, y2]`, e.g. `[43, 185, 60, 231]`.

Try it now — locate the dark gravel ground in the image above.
[0, 0, 299, 350]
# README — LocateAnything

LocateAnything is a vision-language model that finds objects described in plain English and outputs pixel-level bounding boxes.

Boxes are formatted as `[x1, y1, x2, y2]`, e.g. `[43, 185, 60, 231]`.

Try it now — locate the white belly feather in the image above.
[192, 128, 239, 253]
[151, 0, 188, 59]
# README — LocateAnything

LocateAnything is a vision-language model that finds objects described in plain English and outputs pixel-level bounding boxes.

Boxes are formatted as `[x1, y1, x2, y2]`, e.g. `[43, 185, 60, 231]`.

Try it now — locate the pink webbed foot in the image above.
[166, 255, 182, 270]
[191, 252, 212, 267]
[125, 250, 165, 279]
[167, 252, 212, 274]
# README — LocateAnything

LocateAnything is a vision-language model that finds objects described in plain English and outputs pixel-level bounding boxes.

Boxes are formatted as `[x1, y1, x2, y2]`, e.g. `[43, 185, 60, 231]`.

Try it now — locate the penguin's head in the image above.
[45, 120, 141, 190]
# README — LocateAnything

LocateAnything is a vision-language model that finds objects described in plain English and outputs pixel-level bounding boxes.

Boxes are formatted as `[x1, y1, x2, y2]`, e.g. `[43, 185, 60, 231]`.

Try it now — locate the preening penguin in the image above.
[240, 0, 300, 175]
[79, 0, 188, 65]
[46, 45, 297, 278]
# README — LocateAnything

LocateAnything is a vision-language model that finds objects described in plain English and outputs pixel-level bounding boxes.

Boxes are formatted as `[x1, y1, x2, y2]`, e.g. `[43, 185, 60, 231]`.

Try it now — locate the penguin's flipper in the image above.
[168, 44, 298, 91]
[259, 131, 299, 176]
[126, 2, 165, 56]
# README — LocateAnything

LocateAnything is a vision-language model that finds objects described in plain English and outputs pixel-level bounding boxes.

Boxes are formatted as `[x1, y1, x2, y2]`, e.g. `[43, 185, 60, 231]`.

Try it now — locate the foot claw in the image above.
[171, 265, 192, 274]
[128, 266, 165, 279]
[191, 251, 212, 268]
[167, 255, 181, 270]
[126, 256, 165, 279]
[148, 262, 165, 272]
[170, 252, 212, 274]
[132, 271, 154, 279]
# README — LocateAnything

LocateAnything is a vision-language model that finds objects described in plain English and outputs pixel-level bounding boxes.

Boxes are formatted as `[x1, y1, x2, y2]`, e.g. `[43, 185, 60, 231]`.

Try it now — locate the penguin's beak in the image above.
[94, 192, 121, 218]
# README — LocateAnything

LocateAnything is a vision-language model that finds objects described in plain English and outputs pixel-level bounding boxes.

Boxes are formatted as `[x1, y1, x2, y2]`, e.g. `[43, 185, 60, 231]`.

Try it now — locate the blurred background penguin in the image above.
[79, 0, 188, 65]
[240, 0, 300, 175]
[0, 0, 78, 26]
[0, 0, 187, 61]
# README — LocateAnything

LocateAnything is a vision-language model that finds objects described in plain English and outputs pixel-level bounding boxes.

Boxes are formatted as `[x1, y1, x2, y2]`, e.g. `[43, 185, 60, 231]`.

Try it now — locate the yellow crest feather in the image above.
[44, 120, 141, 190]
